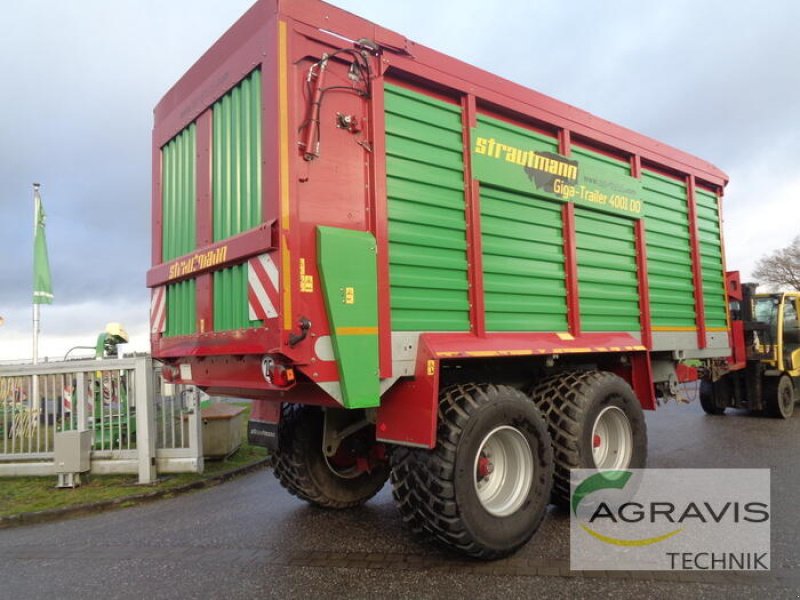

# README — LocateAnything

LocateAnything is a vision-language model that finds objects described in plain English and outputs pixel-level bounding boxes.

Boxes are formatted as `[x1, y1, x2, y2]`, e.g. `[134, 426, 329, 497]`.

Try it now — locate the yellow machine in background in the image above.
[703, 287, 800, 418]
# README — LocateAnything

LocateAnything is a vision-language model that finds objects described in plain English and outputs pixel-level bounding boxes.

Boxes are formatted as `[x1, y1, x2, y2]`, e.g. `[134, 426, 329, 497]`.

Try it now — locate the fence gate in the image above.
[0, 357, 203, 483]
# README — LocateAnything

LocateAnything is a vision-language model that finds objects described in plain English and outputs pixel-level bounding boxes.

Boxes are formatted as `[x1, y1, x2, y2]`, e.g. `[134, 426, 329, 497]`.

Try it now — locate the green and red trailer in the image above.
[147, 0, 767, 558]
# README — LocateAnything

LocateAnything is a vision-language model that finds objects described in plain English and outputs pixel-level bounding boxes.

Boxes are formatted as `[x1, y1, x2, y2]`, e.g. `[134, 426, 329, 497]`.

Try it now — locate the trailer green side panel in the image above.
[162, 124, 197, 337]
[212, 69, 262, 331]
[570, 148, 640, 332]
[481, 185, 567, 331]
[476, 117, 567, 331]
[695, 189, 727, 329]
[575, 207, 640, 332]
[642, 172, 695, 328]
[384, 83, 469, 331]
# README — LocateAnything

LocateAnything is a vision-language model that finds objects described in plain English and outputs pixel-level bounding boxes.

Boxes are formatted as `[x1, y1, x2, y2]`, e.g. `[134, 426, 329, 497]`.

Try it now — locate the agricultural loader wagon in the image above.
[148, 0, 795, 558]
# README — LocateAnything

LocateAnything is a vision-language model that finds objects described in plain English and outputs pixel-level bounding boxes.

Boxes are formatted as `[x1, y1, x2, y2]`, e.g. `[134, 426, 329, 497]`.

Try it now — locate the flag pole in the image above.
[33, 183, 40, 367]
[32, 183, 41, 413]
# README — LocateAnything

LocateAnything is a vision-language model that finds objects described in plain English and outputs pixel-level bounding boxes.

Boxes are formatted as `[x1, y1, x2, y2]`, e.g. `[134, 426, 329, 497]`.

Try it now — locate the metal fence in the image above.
[0, 357, 203, 482]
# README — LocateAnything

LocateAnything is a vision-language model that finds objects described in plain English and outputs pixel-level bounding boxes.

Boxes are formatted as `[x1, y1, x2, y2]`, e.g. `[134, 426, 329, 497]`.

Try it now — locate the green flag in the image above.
[33, 186, 53, 304]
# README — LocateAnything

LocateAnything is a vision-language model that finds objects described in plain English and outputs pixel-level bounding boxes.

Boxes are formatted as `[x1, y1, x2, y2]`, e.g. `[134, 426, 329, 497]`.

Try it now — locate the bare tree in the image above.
[753, 236, 800, 291]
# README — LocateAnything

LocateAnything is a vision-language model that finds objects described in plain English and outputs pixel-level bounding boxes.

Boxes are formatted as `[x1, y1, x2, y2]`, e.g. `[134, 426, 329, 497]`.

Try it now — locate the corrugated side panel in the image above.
[642, 172, 695, 328]
[384, 83, 469, 331]
[479, 117, 566, 331]
[482, 185, 567, 331]
[162, 124, 197, 337]
[572, 147, 639, 332]
[212, 69, 263, 331]
[695, 189, 727, 329]
[575, 207, 640, 332]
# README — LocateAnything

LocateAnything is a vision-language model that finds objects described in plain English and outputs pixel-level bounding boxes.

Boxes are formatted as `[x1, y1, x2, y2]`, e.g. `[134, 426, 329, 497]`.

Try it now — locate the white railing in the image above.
[0, 357, 203, 482]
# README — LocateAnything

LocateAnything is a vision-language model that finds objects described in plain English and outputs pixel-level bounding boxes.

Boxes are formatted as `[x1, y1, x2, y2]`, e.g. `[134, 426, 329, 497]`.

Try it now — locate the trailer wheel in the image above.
[699, 380, 727, 415]
[390, 384, 553, 559]
[530, 370, 647, 507]
[273, 405, 389, 509]
[765, 375, 795, 419]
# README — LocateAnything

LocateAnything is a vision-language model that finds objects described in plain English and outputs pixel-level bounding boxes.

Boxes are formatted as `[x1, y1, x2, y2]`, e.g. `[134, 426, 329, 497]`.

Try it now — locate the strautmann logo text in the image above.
[570, 469, 770, 571]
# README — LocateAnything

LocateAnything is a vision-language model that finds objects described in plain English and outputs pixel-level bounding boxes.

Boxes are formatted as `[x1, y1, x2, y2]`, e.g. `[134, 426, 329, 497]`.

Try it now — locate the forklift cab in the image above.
[783, 295, 800, 372]
[753, 293, 800, 374]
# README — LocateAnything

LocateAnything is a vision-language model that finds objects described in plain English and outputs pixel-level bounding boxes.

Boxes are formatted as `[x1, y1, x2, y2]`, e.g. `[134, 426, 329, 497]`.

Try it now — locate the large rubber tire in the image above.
[273, 405, 389, 509]
[530, 370, 647, 507]
[765, 375, 795, 419]
[390, 384, 553, 560]
[699, 380, 726, 415]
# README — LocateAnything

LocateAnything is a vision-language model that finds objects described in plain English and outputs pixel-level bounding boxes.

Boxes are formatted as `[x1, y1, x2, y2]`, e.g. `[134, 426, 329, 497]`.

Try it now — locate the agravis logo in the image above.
[570, 469, 771, 571]
[572, 471, 683, 547]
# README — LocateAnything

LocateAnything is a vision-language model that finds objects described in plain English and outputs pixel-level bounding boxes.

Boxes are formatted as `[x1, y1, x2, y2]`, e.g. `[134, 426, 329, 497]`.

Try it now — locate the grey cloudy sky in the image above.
[1, 0, 798, 360]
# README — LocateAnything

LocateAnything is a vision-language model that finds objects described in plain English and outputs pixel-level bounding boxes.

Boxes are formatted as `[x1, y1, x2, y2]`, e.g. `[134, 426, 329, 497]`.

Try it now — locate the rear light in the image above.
[261, 356, 296, 387]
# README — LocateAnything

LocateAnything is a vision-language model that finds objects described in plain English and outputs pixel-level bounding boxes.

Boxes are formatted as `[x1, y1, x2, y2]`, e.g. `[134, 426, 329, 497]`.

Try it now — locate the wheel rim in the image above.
[323, 438, 364, 480]
[473, 425, 534, 517]
[591, 406, 633, 470]
[324, 451, 361, 479]
[780, 383, 794, 415]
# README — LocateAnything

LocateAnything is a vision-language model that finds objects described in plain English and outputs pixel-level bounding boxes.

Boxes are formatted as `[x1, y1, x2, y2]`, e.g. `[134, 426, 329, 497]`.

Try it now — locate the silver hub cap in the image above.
[591, 406, 633, 470]
[473, 426, 534, 517]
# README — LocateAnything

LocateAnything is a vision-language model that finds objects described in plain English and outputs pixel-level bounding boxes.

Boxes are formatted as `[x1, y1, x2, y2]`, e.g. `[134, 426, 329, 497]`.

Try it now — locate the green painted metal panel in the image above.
[642, 172, 696, 328]
[696, 189, 727, 328]
[481, 185, 567, 331]
[384, 84, 469, 331]
[212, 69, 263, 332]
[162, 125, 197, 337]
[317, 226, 379, 408]
[575, 208, 640, 332]
[471, 115, 644, 219]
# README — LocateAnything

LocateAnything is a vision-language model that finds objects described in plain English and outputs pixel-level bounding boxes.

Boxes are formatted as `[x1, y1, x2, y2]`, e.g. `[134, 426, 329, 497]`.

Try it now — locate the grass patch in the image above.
[0, 401, 268, 519]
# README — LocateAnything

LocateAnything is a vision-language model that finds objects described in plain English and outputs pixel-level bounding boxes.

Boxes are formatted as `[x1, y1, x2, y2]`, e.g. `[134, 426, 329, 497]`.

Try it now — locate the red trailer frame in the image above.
[148, 0, 730, 448]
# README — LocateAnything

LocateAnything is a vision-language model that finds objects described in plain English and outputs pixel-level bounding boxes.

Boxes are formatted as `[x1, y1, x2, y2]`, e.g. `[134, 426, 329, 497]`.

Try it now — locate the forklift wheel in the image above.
[699, 380, 727, 416]
[765, 375, 795, 419]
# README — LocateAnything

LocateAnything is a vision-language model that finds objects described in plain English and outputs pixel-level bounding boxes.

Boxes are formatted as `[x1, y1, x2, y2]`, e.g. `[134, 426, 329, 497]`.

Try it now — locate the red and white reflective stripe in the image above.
[150, 286, 166, 334]
[248, 253, 279, 321]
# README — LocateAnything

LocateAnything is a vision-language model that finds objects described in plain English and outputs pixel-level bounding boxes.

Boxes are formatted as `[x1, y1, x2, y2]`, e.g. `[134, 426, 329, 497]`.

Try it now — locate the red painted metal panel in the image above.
[630, 352, 656, 410]
[729, 320, 747, 369]
[675, 363, 699, 382]
[196, 110, 214, 333]
[558, 128, 571, 157]
[150, 131, 164, 350]
[635, 220, 653, 349]
[147, 223, 275, 288]
[151, 137, 163, 267]
[367, 72, 392, 378]
[421, 331, 644, 358]
[155, 328, 276, 358]
[609, 352, 656, 410]
[377, 338, 439, 448]
[562, 203, 581, 336]
[725, 270, 746, 369]
[726, 271, 743, 302]
[462, 94, 486, 338]
[631, 154, 642, 179]
[686, 175, 707, 348]
[251, 399, 282, 424]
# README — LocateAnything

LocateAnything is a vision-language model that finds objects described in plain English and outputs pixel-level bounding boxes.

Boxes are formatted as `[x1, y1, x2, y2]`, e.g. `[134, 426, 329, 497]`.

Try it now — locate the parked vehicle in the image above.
[148, 0, 795, 558]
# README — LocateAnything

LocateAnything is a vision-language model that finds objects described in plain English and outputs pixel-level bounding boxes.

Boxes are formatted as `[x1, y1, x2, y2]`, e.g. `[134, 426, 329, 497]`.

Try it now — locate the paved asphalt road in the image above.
[2, 395, 799, 599]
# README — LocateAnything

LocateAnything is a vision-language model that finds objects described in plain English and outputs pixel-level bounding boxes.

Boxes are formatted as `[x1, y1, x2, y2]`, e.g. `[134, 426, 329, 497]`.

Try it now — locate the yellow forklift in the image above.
[701, 281, 800, 418]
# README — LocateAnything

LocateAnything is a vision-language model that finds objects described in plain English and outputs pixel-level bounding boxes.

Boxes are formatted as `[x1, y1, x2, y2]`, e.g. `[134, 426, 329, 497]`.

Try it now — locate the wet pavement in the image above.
[1, 396, 799, 599]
